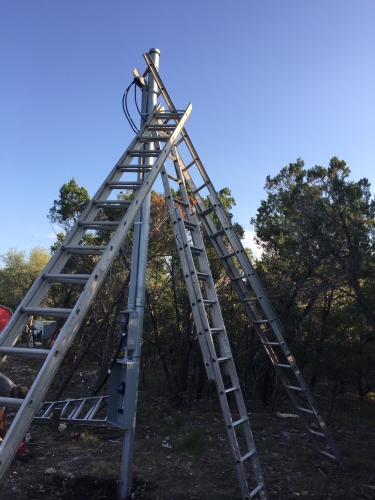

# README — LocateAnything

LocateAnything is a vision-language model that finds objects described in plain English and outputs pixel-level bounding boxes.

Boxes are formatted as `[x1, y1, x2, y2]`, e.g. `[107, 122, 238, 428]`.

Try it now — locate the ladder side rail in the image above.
[143, 53, 176, 111]
[169, 147, 226, 316]
[160, 166, 215, 381]
[164, 159, 267, 500]
[0, 110, 163, 351]
[0, 108, 192, 481]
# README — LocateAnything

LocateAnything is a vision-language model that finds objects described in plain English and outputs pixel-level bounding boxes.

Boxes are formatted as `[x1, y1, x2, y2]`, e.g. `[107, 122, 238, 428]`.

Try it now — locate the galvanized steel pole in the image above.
[118, 48, 160, 500]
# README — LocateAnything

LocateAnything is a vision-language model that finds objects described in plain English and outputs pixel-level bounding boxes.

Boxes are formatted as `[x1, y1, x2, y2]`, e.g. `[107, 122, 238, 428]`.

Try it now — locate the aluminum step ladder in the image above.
[144, 52, 347, 472]
[161, 147, 267, 500]
[0, 104, 191, 481]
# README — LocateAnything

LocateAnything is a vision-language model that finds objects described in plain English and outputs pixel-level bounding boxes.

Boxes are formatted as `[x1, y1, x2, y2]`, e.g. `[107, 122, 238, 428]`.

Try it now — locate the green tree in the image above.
[0, 247, 50, 311]
[48, 178, 90, 233]
[251, 157, 375, 401]
[252, 157, 375, 334]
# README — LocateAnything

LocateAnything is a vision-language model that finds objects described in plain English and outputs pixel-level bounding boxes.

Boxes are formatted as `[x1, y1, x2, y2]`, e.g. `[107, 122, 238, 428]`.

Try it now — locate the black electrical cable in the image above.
[122, 91, 138, 134]
[122, 82, 139, 134]
[134, 84, 145, 124]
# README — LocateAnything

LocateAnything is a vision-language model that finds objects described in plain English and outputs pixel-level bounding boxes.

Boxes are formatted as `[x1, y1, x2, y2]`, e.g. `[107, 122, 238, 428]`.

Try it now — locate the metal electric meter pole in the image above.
[0, 47, 348, 500]
[106, 48, 161, 499]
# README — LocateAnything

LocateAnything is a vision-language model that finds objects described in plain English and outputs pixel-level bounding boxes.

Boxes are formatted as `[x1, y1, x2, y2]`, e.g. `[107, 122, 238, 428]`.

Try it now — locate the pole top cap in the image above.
[149, 48, 161, 55]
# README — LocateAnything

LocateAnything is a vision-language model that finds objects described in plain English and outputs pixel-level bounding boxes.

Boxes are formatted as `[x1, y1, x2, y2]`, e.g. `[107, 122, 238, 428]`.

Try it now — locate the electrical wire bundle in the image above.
[122, 80, 145, 134]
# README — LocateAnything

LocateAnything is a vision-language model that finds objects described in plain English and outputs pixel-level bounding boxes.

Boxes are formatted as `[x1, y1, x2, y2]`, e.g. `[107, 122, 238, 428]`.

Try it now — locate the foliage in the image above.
[48, 177, 90, 233]
[0, 247, 50, 311]
[252, 157, 375, 402]
[7, 160, 374, 409]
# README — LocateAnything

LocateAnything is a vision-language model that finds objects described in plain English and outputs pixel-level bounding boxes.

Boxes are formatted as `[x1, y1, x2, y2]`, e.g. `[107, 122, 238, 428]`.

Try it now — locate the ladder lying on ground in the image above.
[143, 52, 347, 475]
[34, 396, 108, 426]
[0, 104, 191, 480]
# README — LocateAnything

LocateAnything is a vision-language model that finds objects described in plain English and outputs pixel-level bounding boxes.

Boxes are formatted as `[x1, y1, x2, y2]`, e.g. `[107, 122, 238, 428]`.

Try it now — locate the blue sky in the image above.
[1, 1, 374, 259]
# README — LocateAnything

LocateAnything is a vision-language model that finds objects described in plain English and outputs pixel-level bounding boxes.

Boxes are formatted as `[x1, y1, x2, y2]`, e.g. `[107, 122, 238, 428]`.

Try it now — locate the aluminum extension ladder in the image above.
[0, 104, 191, 481]
[161, 146, 267, 499]
[144, 51, 348, 476]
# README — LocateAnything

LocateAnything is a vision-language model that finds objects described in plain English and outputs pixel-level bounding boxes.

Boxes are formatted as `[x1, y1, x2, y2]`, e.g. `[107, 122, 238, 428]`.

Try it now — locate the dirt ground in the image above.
[0, 357, 374, 500]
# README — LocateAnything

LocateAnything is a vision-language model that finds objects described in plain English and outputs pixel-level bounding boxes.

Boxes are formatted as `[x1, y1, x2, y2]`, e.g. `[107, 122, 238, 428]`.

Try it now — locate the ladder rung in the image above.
[231, 273, 246, 281]
[0, 397, 24, 409]
[62, 245, 106, 255]
[93, 200, 131, 208]
[217, 356, 231, 363]
[167, 173, 183, 184]
[106, 181, 142, 189]
[79, 221, 120, 230]
[39, 402, 55, 418]
[128, 150, 160, 157]
[153, 114, 182, 121]
[67, 405, 80, 419]
[184, 220, 197, 230]
[222, 251, 236, 259]
[203, 300, 217, 307]
[200, 205, 215, 216]
[232, 416, 248, 427]
[286, 385, 303, 391]
[274, 363, 292, 369]
[192, 182, 207, 194]
[83, 404, 98, 420]
[250, 484, 264, 498]
[60, 400, 73, 417]
[263, 342, 280, 346]
[183, 158, 197, 170]
[138, 136, 168, 142]
[242, 297, 257, 303]
[71, 400, 86, 419]
[86, 397, 105, 420]
[197, 272, 209, 280]
[118, 166, 151, 173]
[153, 111, 184, 119]
[210, 230, 226, 238]
[319, 450, 336, 460]
[297, 406, 314, 414]
[253, 319, 269, 324]
[210, 327, 223, 334]
[309, 428, 326, 437]
[224, 386, 238, 394]
[21, 307, 72, 318]
[173, 198, 188, 207]
[174, 135, 185, 147]
[43, 274, 91, 284]
[190, 246, 203, 254]
[0, 347, 49, 360]
[146, 124, 175, 131]
[241, 450, 255, 462]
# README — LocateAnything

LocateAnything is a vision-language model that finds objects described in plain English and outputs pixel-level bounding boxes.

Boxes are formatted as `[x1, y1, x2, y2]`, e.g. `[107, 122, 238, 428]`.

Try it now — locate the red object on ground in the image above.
[16, 442, 26, 455]
[0, 305, 12, 334]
